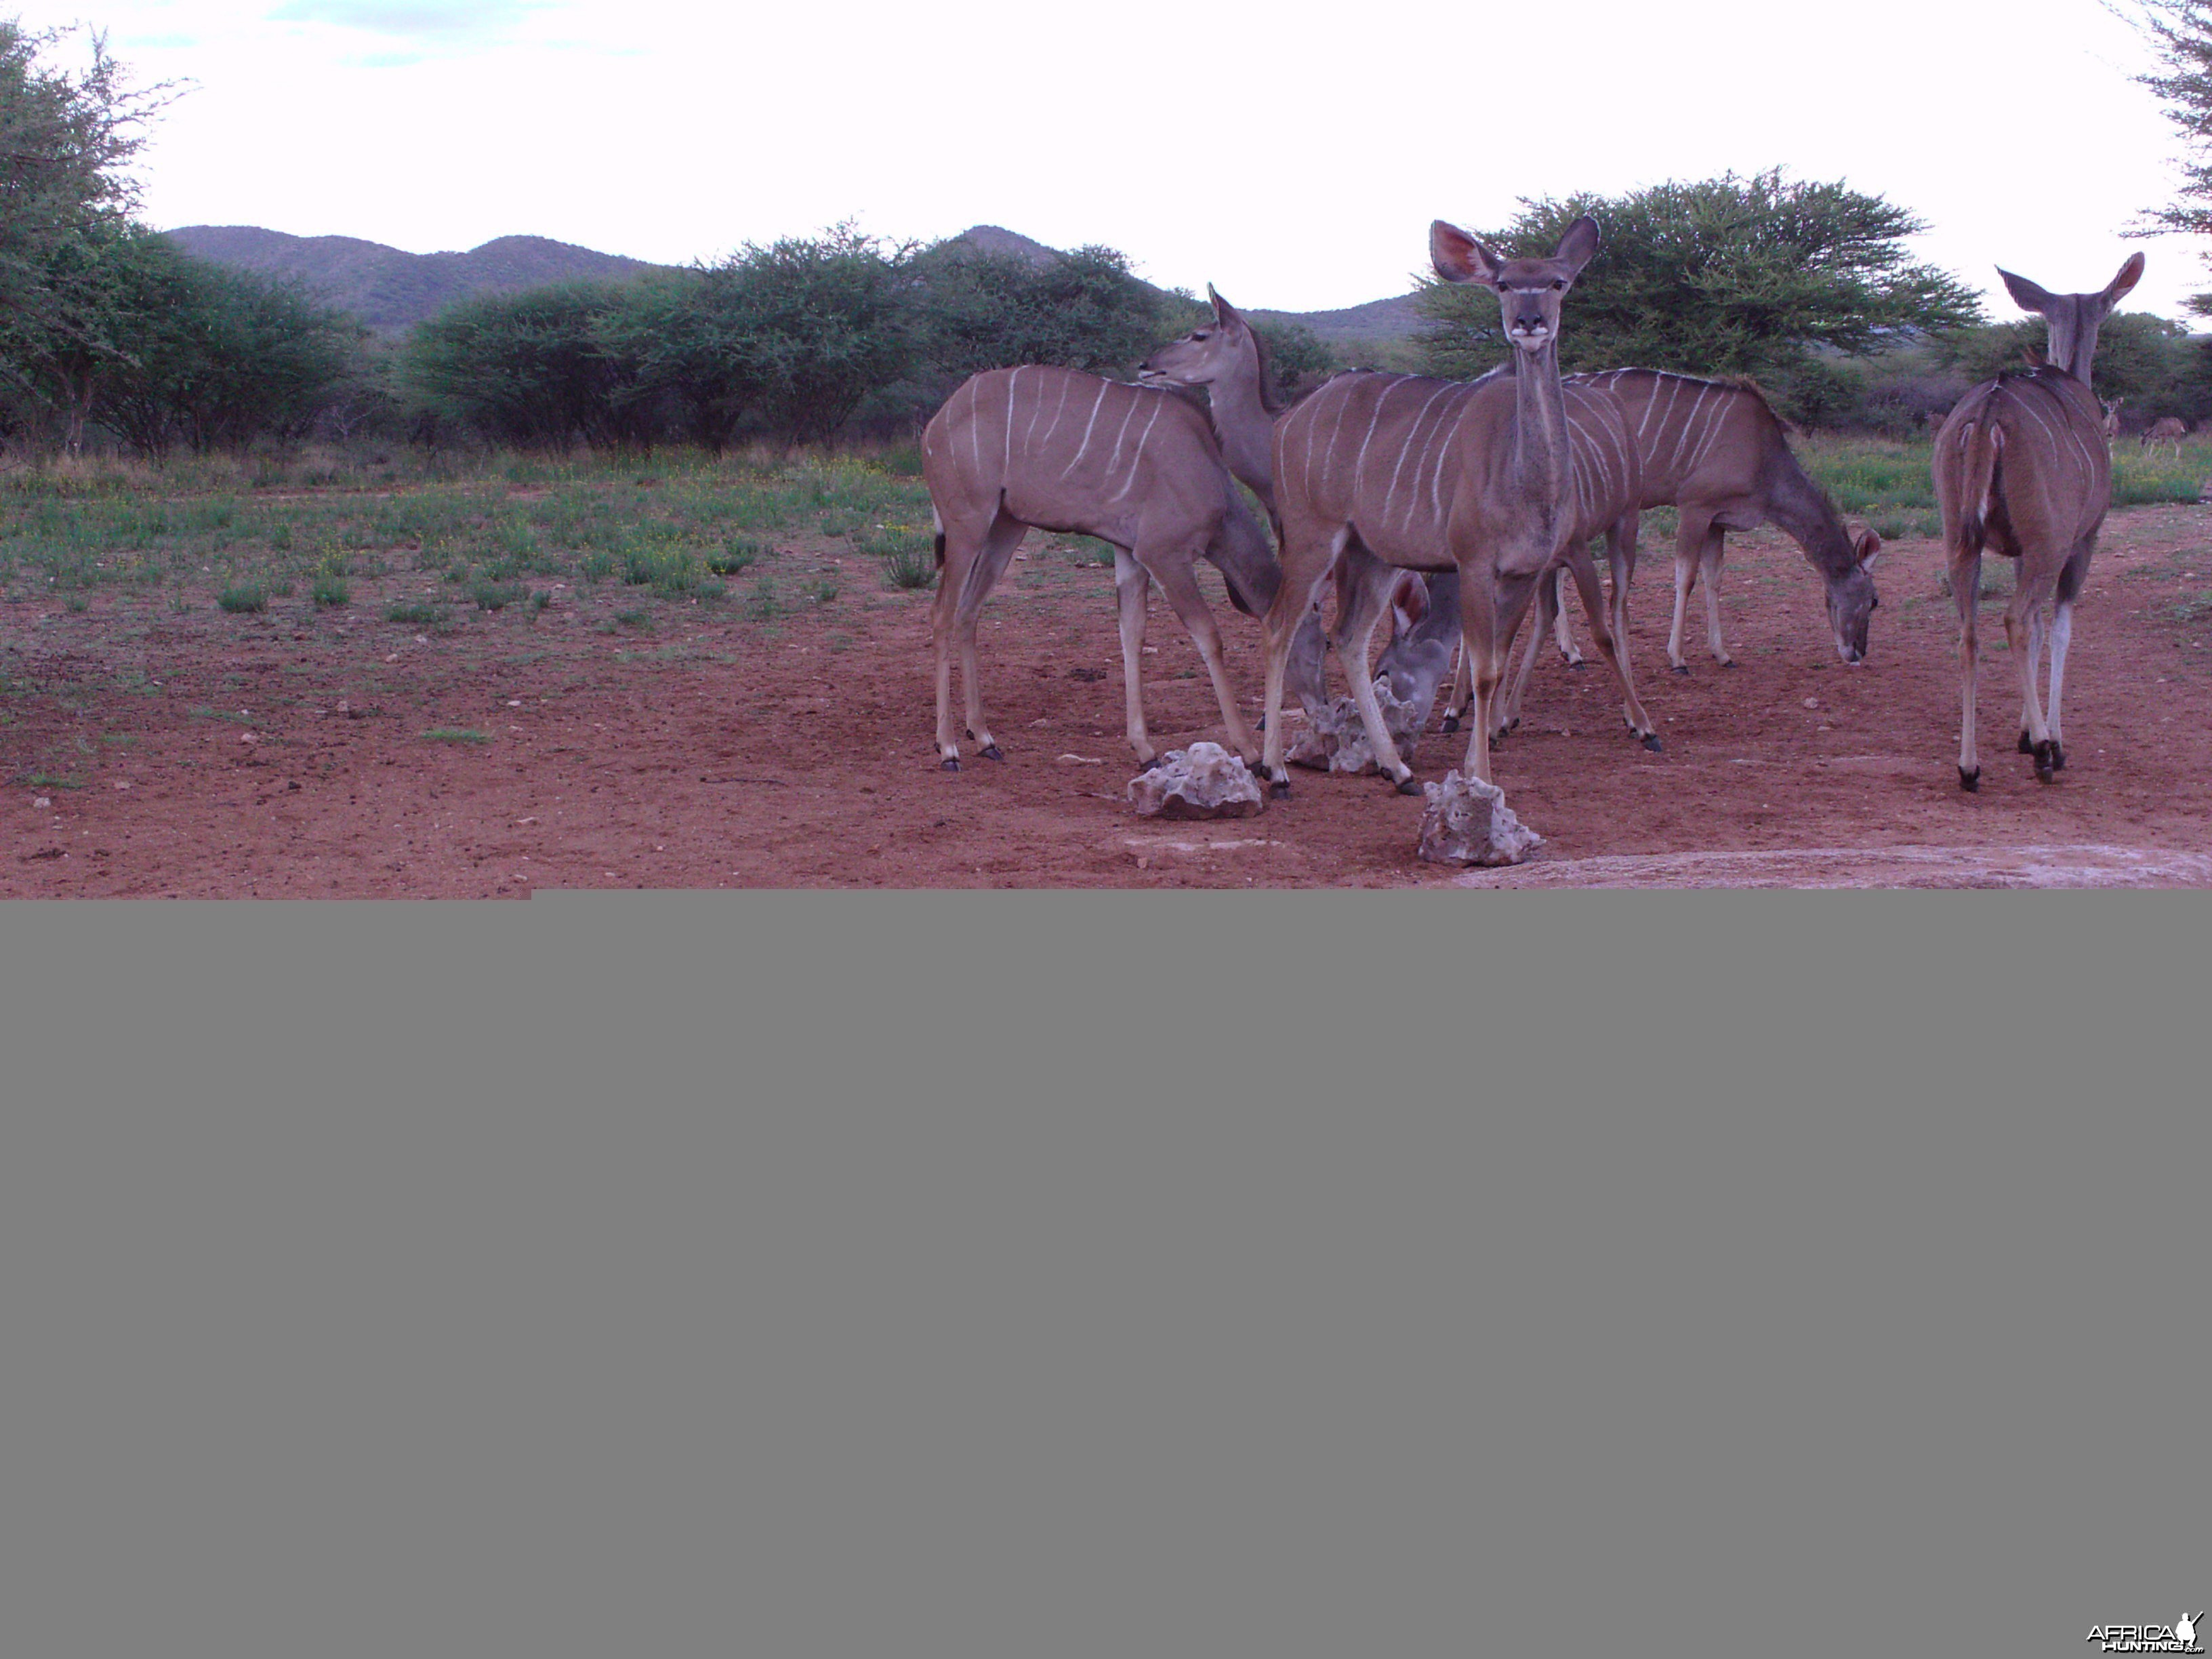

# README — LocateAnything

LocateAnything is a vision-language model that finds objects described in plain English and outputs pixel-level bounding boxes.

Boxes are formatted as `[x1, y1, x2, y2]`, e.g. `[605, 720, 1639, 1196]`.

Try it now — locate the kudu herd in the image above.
[920, 213, 2164, 813]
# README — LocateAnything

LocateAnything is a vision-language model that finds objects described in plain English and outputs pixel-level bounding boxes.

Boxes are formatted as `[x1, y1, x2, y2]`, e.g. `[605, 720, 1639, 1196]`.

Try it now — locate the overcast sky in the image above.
[22, 0, 2212, 321]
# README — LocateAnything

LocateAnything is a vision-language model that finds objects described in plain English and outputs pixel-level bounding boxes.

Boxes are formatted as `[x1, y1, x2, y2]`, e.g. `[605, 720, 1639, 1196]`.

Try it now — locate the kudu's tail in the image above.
[1951, 412, 2005, 557]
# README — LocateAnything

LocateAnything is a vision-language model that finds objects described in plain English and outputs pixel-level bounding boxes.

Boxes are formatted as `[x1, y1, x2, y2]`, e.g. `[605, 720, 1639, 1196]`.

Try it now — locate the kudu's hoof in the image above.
[2018, 731, 2036, 756]
[1641, 733, 1664, 753]
[1394, 774, 1422, 796]
[941, 757, 961, 773]
[979, 743, 1006, 763]
[1441, 715, 1461, 734]
[2051, 741, 2066, 771]
[1959, 766, 1981, 792]
[1671, 664, 1690, 676]
[1269, 778, 1292, 801]
[1719, 659, 1738, 670]
[1567, 658, 1587, 671]
[2033, 741, 2058, 782]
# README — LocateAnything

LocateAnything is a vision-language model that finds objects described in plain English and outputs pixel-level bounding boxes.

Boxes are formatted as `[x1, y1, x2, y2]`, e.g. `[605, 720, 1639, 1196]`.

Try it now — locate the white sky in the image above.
[20, 0, 2212, 321]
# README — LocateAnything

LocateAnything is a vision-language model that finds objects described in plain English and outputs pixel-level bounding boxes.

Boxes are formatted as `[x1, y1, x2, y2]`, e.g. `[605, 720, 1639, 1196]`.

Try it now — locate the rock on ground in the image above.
[1417, 771, 1544, 866]
[1288, 679, 1427, 775]
[1127, 741, 1265, 819]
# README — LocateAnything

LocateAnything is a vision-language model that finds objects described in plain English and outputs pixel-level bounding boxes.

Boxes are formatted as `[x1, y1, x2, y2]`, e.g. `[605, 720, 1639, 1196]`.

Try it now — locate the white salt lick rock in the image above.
[1127, 742, 1265, 819]
[1416, 771, 1544, 867]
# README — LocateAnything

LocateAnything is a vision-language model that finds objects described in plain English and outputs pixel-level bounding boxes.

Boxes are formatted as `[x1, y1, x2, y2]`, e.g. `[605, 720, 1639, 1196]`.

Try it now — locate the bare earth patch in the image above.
[5, 506, 2211, 893]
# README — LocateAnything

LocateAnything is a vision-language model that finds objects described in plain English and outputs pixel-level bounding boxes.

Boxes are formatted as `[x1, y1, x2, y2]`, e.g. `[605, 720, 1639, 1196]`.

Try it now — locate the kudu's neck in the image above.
[1509, 343, 1572, 506]
[1205, 345, 1277, 512]
[2048, 317, 2100, 385]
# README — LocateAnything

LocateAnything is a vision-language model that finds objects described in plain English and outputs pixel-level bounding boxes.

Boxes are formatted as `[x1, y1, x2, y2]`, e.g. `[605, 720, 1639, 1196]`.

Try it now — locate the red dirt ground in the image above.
[6, 506, 2211, 893]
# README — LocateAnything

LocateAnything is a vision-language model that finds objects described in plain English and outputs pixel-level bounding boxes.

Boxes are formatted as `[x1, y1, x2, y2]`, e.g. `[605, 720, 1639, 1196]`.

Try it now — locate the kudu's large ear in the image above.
[1853, 526, 1883, 572]
[1206, 283, 1242, 329]
[1998, 266, 2055, 317]
[1431, 220, 1498, 285]
[1553, 215, 1601, 277]
[2099, 251, 2146, 312]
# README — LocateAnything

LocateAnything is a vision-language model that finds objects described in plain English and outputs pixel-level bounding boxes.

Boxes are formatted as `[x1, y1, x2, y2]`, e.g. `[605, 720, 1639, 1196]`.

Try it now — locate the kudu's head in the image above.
[1138, 285, 1259, 392]
[1826, 525, 1883, 665]
[1430, 216, 1601, 356]
[1996, 253, 2144, 384]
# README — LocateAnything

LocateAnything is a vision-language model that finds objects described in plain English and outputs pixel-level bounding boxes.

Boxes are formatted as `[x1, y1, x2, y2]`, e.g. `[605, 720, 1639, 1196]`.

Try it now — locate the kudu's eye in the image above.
[1551, 279, 1565, 290]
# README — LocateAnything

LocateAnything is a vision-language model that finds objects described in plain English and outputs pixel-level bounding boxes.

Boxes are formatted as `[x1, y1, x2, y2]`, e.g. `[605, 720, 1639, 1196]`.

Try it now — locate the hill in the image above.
[159, 227, 675, 331]
[160, 222, 1430, 351]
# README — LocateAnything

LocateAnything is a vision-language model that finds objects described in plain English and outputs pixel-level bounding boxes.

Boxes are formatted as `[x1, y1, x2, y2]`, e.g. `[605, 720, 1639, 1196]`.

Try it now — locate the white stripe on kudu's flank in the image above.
[1021, 367, 1048, 459]
[1110, 401, 1164, 501]
[1429, 385, 1475, 523]
[1004, 367, 1020, 476]
[1666, 384, 1712, 476]
[965, 376, 984, 483]
[1321, 385, 1353, 497]
[1061, 382, 1113, 478]
[1641, 374, 1680, 448]
[1685, 392, 1732, 479]
[1103, 390, 1143, 480]
[1388, 384, 1460, 527]
[1038, 373, 1073, 454]
[1354, 376, 1410, 482]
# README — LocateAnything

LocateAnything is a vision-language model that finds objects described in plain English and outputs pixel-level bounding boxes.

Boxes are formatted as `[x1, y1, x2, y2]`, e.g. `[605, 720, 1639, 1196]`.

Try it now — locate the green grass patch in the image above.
[217, 584, 269, 613]
[312, 573, 350, 607]
[421, 727, 490, 743]
[472, 580, 527, 611]
[384, 601, 448, 628]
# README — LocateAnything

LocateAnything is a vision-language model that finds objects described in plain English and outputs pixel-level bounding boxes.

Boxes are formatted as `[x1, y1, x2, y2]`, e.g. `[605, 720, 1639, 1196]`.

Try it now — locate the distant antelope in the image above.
[1933, 251, 2144, 789]
[2100, 398, 2123, 442]
[1439, 369, 1885, 728]
[1252, 215, 1647, 794]
[2142, 415, 2188, 458]
[920, 365, 1279, 771]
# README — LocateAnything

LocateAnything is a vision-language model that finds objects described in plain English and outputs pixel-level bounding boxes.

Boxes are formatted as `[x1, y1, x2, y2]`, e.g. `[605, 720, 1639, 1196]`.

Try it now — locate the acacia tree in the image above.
[1413, 169, 1983, 418]
[0, 21, 175, 447]
[2131, 0, 2212, 310]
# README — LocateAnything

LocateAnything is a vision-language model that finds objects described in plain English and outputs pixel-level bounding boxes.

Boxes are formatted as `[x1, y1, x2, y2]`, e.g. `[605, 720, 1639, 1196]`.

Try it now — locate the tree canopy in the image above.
[1413, 169, 1984, 419]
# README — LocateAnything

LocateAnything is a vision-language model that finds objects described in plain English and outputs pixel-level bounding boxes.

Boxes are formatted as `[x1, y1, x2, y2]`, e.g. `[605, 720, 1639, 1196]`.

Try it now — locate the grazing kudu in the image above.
[2142, 415, 2188, 458]
[1253, 215, 1645, 794]
[1932, 252, 2144, 789]
[920, 365, 1279, 770]
[1461, 370, 1883, 716]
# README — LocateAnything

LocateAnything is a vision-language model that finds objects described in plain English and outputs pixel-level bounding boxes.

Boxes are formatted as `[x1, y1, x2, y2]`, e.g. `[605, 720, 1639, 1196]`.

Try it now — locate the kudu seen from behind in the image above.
[1931, 252, 2144, 789]
[1254, 215, 1645, 795]
[920, 363, 1279, 771]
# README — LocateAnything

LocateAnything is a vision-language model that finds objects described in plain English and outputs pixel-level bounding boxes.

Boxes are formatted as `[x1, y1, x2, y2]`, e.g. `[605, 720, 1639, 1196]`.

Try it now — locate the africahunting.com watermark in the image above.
[2087, 1614, 2204, 1654]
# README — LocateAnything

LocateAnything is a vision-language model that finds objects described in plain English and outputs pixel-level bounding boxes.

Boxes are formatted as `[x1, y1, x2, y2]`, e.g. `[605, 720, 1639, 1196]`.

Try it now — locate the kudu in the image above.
[1459, 370, 1884, 725]
[1139, 287, 1496, 727]
[920, 363, 1279, 770]
[1143, 280, 1651, 764]
[2101, 399, 2123, 443]
[2142, 415, 2188, 458]
[1932, 252, 2144, 789]
[1253, 216, 1645, 794]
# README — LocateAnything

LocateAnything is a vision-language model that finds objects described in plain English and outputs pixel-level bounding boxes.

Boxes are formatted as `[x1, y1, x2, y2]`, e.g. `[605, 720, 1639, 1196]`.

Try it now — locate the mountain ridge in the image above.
[160, 222, 1427, 346]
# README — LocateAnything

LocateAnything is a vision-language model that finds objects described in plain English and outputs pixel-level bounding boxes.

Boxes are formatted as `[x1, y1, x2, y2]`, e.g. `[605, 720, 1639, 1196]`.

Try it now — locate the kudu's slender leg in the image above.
[933, 516, 991, 769]
[1699, 533, 1734, 666]
[1458, 571, 1538, 786]
[1563, 543, 1659, 749]
[1950, 546, 1984, 790]
[1550, 567, 1582, 665]
[951, 509, 1029, 764]
[1112, 550, 1157, 766]
[1441, 641, 1472, 733]
[2045, 544, 2092, 769]
[1146, 547, 1262, 766]
[1330, 567, 1422, 792]
[2006, 572, 2059, 781]
[1499, 564, 1561, 736]
[1667, 510, 1718, 672]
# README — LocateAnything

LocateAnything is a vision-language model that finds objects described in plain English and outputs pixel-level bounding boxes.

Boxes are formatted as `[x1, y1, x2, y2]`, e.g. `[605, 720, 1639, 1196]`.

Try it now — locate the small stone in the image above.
[1127, 742, 1264, 819]
[239, 731, 260, 745]
[114, 781, 131, 791]
[34, 796, 52, 808]
[1417, 771, 1544, 867]
[1803, 697, 1820, 709]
